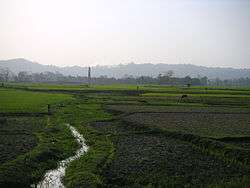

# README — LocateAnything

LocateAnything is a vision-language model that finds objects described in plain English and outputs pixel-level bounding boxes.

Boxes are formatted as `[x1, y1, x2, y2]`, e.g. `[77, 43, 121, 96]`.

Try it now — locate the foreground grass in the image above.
[0, 87, 115, 187]
[58, 98, 114, 188]
[0, 114, 78, 187]
[0, 89, 77, 186]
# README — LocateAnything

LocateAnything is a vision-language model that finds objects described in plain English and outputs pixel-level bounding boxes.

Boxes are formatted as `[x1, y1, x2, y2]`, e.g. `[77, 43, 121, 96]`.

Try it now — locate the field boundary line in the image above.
[0, 112, 49, 117]
[119, 111, 250, 116]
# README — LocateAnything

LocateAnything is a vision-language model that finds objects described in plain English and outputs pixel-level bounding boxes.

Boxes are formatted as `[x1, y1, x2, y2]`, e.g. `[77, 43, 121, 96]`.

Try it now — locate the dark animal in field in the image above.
[178, 94, 188, 103]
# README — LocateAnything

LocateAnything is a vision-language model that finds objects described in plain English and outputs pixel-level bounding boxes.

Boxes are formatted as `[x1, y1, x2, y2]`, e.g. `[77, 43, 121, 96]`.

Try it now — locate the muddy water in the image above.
[35, 124, 88, 188]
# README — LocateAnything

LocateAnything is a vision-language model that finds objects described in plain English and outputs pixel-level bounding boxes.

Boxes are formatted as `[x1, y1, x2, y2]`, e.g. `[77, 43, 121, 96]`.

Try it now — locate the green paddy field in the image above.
[0, 83, 250, 187]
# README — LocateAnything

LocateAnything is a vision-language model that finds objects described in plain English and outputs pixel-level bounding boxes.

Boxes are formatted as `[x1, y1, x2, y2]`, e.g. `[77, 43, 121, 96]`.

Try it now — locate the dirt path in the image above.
[35, 124, 88, 188]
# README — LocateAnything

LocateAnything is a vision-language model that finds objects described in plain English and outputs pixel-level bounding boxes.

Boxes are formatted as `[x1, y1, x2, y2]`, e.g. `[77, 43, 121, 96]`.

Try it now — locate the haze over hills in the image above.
[0, 58, 250, 79]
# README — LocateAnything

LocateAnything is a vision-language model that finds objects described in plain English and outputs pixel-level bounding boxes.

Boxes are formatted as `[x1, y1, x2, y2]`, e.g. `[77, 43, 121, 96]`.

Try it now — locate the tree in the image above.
[163, 70, 174, 78]
[183, 76, 192, 86]
[158, 70, 174, 85]
[200, 76, 208, 86]
[17, 71, 30, 82]
[0, 67, 12, 82]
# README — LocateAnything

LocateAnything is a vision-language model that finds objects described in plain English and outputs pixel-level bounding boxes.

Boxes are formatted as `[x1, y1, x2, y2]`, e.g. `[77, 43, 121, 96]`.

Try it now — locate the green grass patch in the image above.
[0, 88, 73, 112]
[52, 99, 115, 188]
[142, 92, 250, 98]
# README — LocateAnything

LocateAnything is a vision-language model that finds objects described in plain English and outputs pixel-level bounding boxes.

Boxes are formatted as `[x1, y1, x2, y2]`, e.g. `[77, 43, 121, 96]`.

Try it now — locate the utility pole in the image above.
[88, 67, 91, 87]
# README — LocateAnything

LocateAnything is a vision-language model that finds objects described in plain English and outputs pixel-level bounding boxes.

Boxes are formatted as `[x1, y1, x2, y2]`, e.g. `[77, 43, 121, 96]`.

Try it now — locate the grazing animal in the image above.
[178, 94, 188, 103]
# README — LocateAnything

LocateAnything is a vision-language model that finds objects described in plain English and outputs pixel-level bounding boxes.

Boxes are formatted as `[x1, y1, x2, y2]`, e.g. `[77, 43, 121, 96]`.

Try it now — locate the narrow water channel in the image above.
[35, 124, 88, 188]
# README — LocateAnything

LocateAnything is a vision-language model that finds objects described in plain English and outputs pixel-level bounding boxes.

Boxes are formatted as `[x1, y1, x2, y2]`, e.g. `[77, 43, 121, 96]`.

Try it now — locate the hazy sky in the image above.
[0, 0, 250, 68]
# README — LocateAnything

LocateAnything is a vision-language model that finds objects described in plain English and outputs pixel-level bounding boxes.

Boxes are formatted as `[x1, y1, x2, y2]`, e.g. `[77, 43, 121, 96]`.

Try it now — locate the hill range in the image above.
[0, 58, 249, 79]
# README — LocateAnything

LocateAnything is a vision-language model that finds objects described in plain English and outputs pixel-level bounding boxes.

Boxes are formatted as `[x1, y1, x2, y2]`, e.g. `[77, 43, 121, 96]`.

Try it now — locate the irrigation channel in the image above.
[34, 124, 88, 188]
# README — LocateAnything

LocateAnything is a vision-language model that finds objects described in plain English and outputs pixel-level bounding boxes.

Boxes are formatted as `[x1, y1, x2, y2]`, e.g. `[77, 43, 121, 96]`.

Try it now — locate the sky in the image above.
[0, 0, 250, 68]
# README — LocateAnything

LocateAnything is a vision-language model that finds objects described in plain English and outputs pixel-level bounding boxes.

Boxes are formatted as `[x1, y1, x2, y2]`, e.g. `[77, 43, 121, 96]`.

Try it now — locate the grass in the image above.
[5, 83, 88, 90]
[1, 83, 250, 187]
[142, 92, 250, 98]
[0, 88, 73, 112]
[0, 87, 114, 187]
[0, 117, 39, 164]
[5, 83, 139, 91]
[59, 99, 115, 188]
[0, 88, 77, 187]
[0, 115, 78, 187]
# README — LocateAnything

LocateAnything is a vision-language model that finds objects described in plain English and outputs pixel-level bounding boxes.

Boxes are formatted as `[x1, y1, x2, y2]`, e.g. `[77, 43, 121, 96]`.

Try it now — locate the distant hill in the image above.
[0, 58, 250, 79]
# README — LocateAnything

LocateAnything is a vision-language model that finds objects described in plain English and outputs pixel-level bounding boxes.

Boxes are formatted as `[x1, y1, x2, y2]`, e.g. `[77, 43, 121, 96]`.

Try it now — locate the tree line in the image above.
[0, 67, 250, 86]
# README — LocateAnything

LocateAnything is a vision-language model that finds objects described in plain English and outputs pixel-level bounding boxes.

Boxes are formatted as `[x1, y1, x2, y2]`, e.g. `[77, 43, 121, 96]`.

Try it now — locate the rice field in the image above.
[1, 83, 250, 187]
[0, 88, 72, 112]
